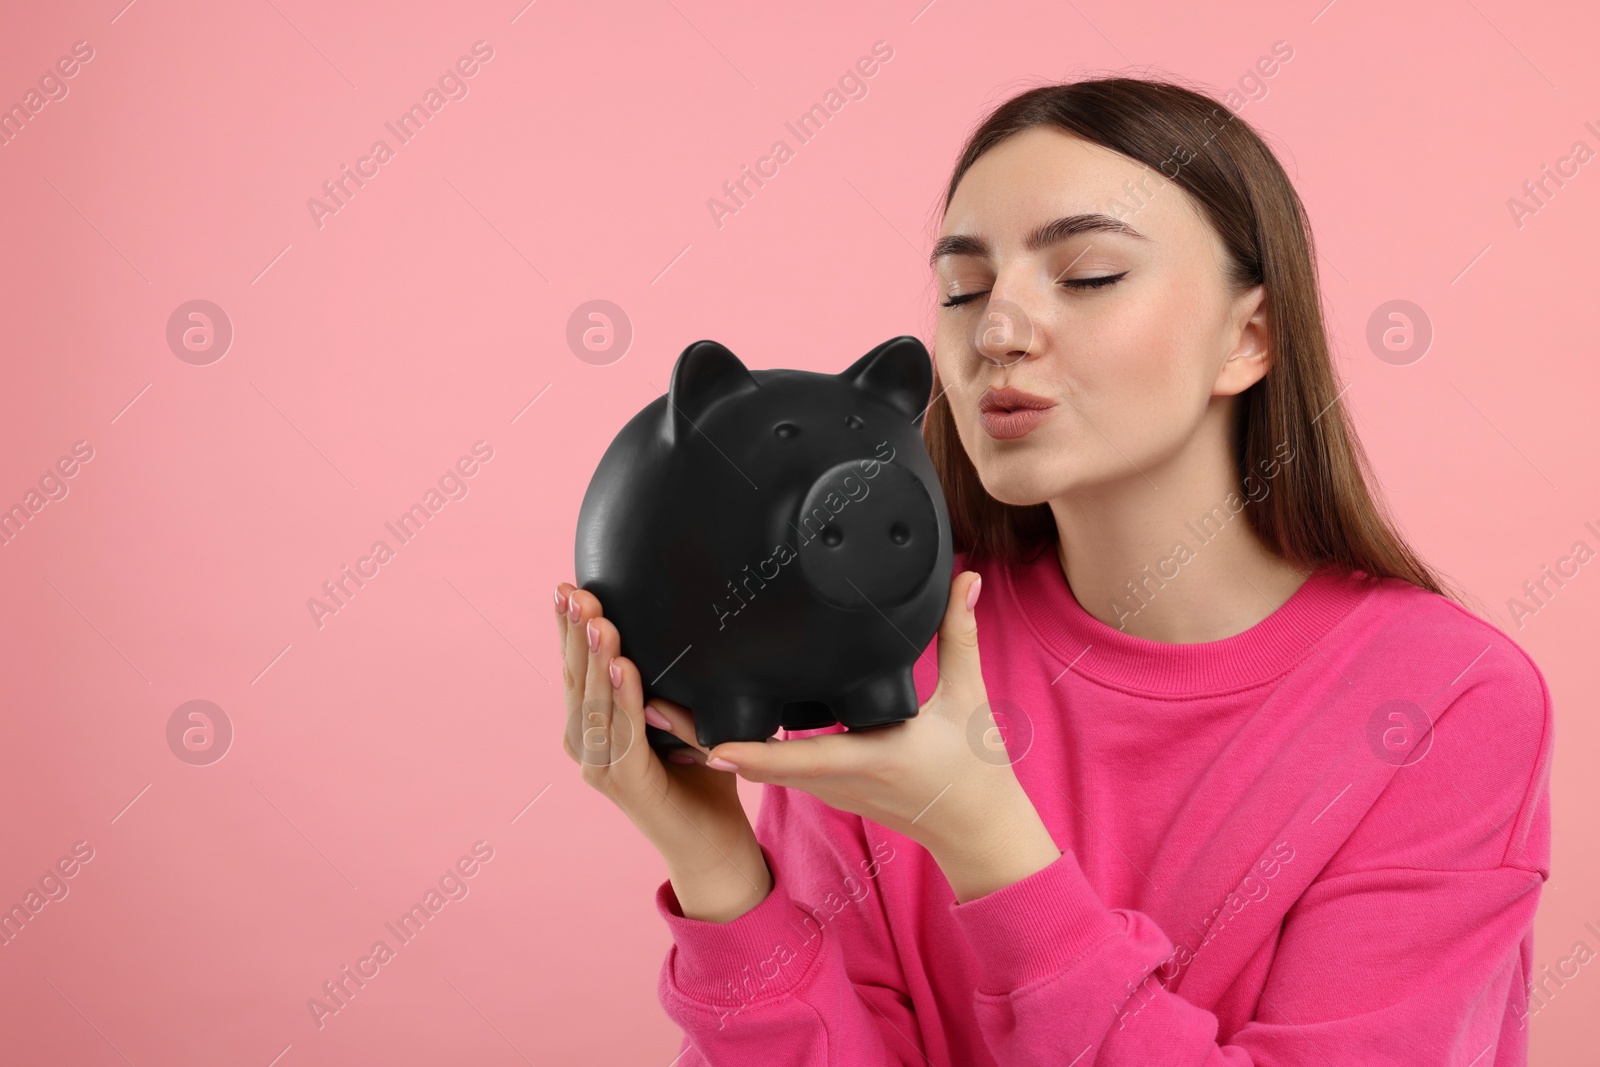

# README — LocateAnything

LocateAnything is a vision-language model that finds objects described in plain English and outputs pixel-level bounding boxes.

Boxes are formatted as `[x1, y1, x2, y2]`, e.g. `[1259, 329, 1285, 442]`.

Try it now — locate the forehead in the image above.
[940, 126, 1204, 240]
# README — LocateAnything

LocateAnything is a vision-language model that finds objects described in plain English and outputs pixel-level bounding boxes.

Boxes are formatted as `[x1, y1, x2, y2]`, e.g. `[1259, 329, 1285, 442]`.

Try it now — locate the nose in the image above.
[795, 460, 940, 609]
[974, 294, 1042, 368]
[973, 267, 1043, 368]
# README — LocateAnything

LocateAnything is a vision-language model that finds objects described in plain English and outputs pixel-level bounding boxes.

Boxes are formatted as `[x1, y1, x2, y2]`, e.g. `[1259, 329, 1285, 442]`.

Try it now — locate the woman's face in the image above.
[931, 125, 1269, 507]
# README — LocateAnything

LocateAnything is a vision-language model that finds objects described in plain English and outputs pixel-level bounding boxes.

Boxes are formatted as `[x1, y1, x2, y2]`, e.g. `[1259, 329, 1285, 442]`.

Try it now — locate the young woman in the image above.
[555, 77, 1552, 1065]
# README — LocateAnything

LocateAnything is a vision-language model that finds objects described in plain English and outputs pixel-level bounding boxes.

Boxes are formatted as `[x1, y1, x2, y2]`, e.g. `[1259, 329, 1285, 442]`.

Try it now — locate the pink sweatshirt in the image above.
[653, 547, 1554, 1065]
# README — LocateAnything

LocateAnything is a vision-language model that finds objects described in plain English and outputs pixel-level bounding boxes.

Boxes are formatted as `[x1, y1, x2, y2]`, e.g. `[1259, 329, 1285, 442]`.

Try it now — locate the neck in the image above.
[1046, 411, 1309, 644]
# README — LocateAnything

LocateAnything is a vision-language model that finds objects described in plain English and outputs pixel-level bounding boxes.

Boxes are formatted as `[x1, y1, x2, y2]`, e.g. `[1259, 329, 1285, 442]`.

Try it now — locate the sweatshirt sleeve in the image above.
[947, 849, 1544, 1065]
[946, 652, 1554, 1066]
[653, 778, 926, 1066]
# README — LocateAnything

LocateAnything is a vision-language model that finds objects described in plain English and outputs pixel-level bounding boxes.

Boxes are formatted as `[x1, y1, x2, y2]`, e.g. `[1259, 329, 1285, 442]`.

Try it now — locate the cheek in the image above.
[1067, 286, 1219, 452]
[934, 319, 977, 382]
[932, 332, 980, 415]
[1099, 278, 1217, 395]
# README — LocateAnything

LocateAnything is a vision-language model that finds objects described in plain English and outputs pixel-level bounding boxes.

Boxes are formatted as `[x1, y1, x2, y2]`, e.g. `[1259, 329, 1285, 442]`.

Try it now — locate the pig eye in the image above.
[845, 415, 864, 429]
[774, 422, 800, 438]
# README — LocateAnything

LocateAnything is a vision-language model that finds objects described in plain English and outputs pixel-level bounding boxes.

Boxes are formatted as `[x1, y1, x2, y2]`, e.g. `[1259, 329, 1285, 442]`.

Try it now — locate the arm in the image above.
[554, 582, 922, 1064]
[655, 778, 926, 1066]
[651, 566, 1060, 1063]
[942, 645, 1554, 1066]
[943, 848, 1543, 1065]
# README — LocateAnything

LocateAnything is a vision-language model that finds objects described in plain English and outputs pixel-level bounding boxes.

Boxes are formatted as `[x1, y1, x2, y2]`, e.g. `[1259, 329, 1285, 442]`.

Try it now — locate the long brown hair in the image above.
[924, 77, 1460, 602]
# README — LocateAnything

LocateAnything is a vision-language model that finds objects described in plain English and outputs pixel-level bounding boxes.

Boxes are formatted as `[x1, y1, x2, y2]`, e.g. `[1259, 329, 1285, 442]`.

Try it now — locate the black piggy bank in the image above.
[573, 335, 953, 753]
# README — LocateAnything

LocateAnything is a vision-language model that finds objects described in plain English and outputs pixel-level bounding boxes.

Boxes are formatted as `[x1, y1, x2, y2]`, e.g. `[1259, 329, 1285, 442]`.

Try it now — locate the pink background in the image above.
[1, 0, 1596, 1062]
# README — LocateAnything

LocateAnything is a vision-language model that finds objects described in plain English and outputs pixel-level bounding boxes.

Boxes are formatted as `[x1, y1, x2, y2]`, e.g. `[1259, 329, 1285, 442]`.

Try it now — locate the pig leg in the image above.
[696, 692, 785, 748]
[831, 667, 920, 731]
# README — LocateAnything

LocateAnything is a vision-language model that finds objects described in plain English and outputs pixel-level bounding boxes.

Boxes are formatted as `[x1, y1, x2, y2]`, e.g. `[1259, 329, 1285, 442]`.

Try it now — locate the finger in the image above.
[562, 587, 600, 710]
[643, 697, 711, 756]
[706, 729, 878, 784]
[562, 588, 597, 754]
[555, 583, 585, 763]
[579, 614, 631, 768]
[554, 581, 578, 652]
[932, 571, 984, 702]
[608, 653, 656, 774]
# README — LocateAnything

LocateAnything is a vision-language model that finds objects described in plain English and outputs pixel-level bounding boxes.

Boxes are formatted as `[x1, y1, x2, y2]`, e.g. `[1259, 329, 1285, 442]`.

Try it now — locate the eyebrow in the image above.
[928, 213, 1149, 268]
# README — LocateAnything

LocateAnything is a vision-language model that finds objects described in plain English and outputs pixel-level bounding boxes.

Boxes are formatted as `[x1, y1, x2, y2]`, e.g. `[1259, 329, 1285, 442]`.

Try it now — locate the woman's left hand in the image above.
[701, 571, 1063, 902]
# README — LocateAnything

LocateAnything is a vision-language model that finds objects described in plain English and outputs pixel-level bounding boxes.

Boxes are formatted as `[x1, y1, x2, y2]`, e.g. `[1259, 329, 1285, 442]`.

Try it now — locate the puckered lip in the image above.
[978, 386, 1057, 413]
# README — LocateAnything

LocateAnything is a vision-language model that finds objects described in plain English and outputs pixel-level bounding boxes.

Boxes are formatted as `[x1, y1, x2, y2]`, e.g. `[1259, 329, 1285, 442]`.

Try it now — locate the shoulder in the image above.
[1332, 574, 1554, 875]
[1352, 574, 1550, 758]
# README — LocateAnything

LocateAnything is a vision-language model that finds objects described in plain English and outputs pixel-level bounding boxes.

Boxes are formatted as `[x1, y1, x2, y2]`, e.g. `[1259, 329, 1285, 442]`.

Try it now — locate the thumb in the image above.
[934, 571, 984, 695]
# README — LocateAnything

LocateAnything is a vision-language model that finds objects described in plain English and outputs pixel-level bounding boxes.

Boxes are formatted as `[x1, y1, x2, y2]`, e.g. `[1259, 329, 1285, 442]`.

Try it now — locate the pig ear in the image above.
[667, 340, 758, 439]
[837, 335, 932, 426]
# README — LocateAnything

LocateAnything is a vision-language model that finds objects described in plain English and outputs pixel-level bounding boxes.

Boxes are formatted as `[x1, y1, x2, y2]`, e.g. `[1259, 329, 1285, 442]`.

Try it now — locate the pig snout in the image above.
[794, 460, 941, 609]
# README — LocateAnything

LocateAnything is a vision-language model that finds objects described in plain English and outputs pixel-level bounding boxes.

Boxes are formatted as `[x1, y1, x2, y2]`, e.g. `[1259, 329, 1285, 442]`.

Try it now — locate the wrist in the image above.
[666, 835, 773, 923]
[925, 783, 1060, 904]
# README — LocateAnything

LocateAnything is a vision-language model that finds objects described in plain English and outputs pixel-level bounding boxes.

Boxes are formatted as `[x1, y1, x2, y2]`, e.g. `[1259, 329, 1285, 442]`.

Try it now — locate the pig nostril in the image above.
[845, 414, 864, 429]
[774, 422, 799, 438]
[889, 522, 909, 545]
[821, 525, 844, 547]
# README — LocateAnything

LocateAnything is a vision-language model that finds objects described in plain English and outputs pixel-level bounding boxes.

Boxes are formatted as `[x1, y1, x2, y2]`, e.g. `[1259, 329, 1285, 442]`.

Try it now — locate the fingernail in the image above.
[608, 660, 622, 688]
[644, 706, 673, 730]
[567, 596, 581, 623]
[966, 575, 983, 612]
[554, 587, 567, 613]
[667, 750, 698, 765]
[706, 757, 739, 772]
[586, 620, 600, 652]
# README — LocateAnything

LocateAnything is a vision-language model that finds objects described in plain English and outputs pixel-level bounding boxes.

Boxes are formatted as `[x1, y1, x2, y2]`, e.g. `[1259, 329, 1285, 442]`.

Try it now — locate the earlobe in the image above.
[1214, 289, 1272, 395]
[1212, 350, 1270, 398]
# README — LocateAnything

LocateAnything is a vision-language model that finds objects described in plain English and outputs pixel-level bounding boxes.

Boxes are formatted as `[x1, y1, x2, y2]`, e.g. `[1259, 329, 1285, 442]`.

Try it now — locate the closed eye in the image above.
[939, 271, 1130, 308]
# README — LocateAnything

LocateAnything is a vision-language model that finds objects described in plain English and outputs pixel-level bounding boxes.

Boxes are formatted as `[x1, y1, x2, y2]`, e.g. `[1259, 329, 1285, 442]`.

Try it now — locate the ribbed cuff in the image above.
[948, 848, 1123, 993]
[655, 845, 824, 1006]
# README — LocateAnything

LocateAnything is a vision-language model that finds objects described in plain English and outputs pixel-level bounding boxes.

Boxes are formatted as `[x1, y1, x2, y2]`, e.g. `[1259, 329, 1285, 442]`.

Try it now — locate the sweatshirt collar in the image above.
[1002, 543, 1376, 696]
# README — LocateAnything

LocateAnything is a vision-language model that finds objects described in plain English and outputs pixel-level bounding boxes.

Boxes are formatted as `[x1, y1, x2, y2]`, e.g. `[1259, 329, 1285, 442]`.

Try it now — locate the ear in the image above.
[667, 340, 758, 440]
[837, 335, 932, 426]
[1213, 286, 1272, 398]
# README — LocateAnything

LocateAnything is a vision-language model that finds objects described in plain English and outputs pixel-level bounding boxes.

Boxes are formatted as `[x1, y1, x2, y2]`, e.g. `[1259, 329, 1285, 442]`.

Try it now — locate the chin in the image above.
[972, 464, 1060, 508]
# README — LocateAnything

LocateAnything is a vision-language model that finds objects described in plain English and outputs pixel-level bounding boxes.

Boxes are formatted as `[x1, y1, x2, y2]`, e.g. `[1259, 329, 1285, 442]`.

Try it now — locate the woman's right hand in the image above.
[555, 582, 773, 922]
